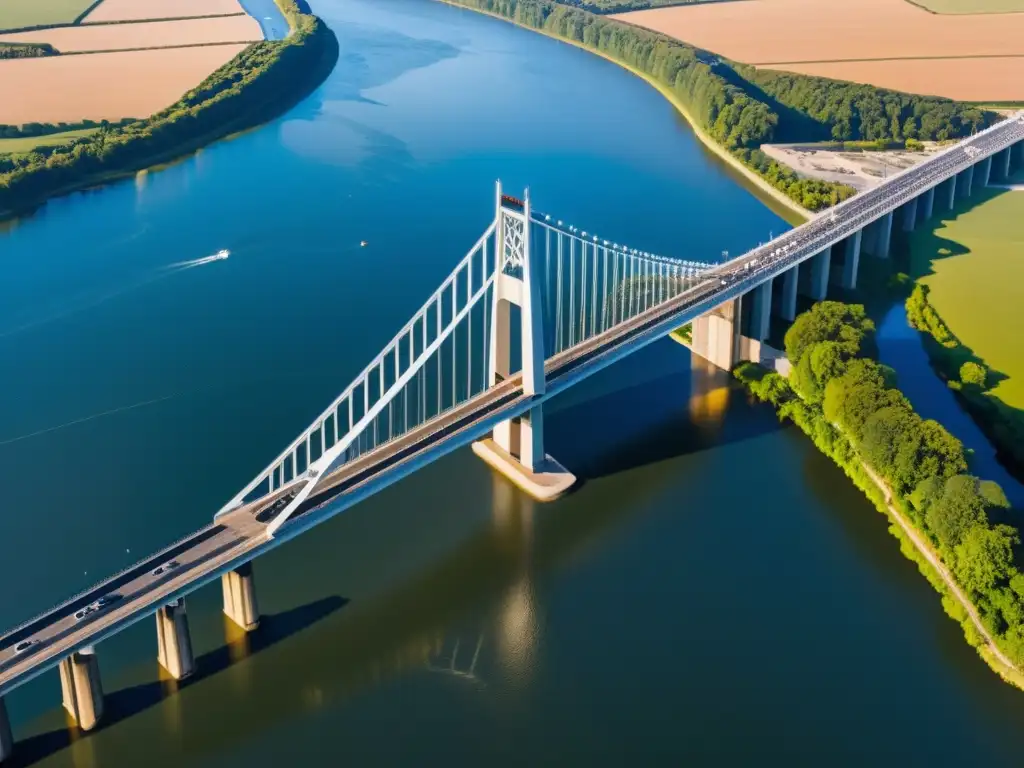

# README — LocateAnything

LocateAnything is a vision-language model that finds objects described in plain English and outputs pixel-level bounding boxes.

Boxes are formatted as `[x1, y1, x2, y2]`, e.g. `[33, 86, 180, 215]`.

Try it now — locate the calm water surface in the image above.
[3, 0, 1024, 764]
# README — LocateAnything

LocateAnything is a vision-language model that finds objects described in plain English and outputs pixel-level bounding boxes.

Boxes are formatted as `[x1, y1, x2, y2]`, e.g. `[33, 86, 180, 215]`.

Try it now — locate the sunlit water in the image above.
[2, 0, 1024, 764]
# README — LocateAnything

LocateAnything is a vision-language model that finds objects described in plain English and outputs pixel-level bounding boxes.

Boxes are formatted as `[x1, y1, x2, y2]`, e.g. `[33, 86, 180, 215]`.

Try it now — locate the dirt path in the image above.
[860, 460, 1018, 671]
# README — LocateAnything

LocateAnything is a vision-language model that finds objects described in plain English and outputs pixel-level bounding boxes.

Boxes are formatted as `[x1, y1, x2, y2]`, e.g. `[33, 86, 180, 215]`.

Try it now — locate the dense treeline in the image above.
[0, 0, 338, 216]
[733, 66, 994, 143]
[449, 0, 996, 211]
[739, 301, 1024, 669]
[907, 284, 1024, 473]
[0, 42, 57, 59]
[0, 119, 134, 141]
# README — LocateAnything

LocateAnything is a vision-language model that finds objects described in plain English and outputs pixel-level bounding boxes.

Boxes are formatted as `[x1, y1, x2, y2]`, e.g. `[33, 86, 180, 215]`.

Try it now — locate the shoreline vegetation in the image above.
[442, 0, 994, 216]
[906, 284, 1024, 476]
[736, 301, 1024, 689]
[0, 0, 339, 221]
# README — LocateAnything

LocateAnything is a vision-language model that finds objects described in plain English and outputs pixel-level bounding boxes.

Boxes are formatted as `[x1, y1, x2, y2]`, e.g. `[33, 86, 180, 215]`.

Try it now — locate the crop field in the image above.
[84, 0, 247, 23]
[0, 0, 99, 31]
[0, 16, 262, 53]
[908, 0, 1024, 13]
[0, 44, 249, 124]
[615, 0, 1024, 100]
[909, 188, 1024, 410]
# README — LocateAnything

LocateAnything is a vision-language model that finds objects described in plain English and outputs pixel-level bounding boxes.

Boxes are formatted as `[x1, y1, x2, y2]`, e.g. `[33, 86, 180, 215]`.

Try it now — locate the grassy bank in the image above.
[736, 301, 1024, 688]
[0, 0, 339, 220]
[904, 188, 1024, 476]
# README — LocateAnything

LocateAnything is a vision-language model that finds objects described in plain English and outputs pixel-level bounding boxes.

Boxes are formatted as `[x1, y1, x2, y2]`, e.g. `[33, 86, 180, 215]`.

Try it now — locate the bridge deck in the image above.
[2, 113, 1022, 698]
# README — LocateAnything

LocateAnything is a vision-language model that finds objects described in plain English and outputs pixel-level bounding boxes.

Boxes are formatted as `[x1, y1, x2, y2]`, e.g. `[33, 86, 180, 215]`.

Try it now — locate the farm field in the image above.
[909, 188, 1024, 410]
[908, 0, 1024, 12]
[0, 16, 262, 53]
[0, 128, 99, 154]
[0, 44, 249, 124]
[614, 0, 1024, 100]
[0, 0, 98, 32]
[84, 0, 247, 23]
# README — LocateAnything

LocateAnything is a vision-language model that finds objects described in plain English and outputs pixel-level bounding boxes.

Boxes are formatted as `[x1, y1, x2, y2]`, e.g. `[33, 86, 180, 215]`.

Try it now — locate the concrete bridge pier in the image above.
[59, 647, 104, 731]
[842, 229, 861, 289]
[958, 164, 974, 199]
[946, 174, 957, 210]
[980, 155, 993, 187]
[901, 197, 918, 232]
[780, 264, 799, 322]
[691, 298, 739, 371]
[749, 278, 772, 341]
[156, 598, 196, 680]
[0, 697, 12, 763]
[808, 247, 831, 300]
[222, 563, 260, 631]
[869, 211, 893, 258]
[1001, 147, 1012, 179]
[921, 186, 935, 222]
[473, 184, 574, 501]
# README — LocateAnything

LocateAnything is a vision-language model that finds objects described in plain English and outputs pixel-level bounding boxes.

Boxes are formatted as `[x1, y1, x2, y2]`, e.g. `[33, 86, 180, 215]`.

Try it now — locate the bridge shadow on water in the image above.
[547, 354, 784, 483]
[7, 596, 347, 768]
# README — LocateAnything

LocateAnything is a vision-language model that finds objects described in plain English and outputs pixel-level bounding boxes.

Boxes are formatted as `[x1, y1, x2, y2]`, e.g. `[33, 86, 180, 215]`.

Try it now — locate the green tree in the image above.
[960, 361, 987, 389]
[784, 301, 874, 365]
[925, 475, 990, 550]
[955, 524, 1019, 595]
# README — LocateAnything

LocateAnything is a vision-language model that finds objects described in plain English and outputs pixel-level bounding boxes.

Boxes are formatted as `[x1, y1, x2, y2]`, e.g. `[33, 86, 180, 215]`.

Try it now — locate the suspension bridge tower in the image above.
[472, 183, 576, 501]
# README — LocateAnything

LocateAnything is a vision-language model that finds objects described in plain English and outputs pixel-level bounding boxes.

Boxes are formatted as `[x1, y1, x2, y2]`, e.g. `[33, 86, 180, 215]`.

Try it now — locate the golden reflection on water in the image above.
[688, 355, 731, 425]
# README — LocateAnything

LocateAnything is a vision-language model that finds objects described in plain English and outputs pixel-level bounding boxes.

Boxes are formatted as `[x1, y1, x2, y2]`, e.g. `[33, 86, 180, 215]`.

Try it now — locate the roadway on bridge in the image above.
[2, 113, 1022, 699]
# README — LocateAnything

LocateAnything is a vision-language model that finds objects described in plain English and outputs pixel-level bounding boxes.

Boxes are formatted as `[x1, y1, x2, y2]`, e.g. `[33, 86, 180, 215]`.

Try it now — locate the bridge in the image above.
[1, 112, 1023, 761]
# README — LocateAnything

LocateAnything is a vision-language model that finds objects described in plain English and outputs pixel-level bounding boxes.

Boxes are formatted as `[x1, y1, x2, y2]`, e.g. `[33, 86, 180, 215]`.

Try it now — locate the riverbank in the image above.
[906, 284, 1024, 478]
[735, 300, 1024, 690]
[439, 0, 813, 221]
[0, 0, 339, 221]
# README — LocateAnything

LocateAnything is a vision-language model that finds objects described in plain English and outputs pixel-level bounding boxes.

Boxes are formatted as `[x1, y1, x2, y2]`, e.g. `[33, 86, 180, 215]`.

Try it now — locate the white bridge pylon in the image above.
[218, 182, 715, 535]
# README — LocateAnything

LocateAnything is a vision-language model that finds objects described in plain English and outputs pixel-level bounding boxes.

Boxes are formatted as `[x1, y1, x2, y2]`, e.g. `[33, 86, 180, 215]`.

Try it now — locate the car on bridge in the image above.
[74, 593, 123, 622]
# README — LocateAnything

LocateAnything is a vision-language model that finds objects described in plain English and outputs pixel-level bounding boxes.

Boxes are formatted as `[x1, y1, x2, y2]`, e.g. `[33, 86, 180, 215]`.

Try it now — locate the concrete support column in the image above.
[980, 155, 993, 187]
[0, 697, 12, 764]
[517, 405, 545, 473]
[222, 562, 260, 631]
[749, 279, 772, 342]
[959, 164, 974, 199]
[809, 247, 831, 300]
[946, 175, 957, 210]
[873, 210, 893, 259]
[842, 230, 861, 290]
[690, 299, 738, 371]
[921, 186, 935, 222]
[59, 648, 104, 731]
[156, 598, 196, 680]
[901, 197, 918, 233]
[1002, 147, 1012, 179]
[781, 264, 799, 322]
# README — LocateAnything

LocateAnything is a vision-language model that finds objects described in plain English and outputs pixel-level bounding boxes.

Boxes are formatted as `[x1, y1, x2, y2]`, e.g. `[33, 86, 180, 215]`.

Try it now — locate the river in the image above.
[3, 0, 1024, 764]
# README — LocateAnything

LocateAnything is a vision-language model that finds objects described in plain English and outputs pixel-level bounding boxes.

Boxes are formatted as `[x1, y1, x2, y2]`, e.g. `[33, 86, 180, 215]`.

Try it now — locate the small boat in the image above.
[360, 241, 368, 247]
[215, 249, 230, 259]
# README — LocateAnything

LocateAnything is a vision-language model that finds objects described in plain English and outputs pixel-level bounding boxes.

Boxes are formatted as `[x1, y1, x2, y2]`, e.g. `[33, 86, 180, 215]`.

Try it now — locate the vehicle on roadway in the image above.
[74, 593, 123, 621]
[13, 640, 35, 655]
[151, 560, 180, 577]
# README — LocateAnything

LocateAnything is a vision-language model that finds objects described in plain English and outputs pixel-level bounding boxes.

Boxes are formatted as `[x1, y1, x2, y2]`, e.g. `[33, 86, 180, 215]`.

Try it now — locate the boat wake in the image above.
[165, 249, 230, 270]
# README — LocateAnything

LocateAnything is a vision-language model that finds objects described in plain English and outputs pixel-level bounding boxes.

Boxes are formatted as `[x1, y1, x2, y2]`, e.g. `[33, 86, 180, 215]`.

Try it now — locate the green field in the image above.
[909, 187, 1024, 410]
[0, 0, 99, 31]
[907, 0, 1024, 13]
[0, 128, 97, 154]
